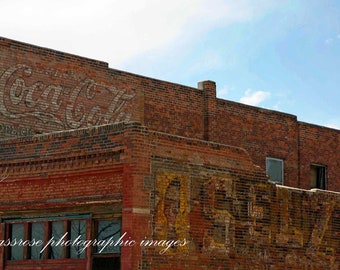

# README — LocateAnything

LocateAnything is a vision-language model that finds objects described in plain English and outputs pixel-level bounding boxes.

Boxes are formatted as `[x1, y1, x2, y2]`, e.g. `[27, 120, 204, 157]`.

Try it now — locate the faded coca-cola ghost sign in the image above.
[0, 64, 136, 131]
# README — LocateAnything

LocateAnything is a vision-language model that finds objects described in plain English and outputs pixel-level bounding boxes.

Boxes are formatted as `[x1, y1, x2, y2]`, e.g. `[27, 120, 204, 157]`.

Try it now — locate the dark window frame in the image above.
[310, 163, 327, 190]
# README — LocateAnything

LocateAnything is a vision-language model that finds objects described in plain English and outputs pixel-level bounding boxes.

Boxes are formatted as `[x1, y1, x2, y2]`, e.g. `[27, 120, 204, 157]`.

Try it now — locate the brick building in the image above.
[0, 37, 339, 269]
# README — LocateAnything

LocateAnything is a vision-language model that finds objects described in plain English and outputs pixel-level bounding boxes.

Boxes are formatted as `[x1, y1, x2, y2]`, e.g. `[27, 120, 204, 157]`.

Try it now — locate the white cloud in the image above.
[0, 0, 278, 67]
[239, 89, 270, 106]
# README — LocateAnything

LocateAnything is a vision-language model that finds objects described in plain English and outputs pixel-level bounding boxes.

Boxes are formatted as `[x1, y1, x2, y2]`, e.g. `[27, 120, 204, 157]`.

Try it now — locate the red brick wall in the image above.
[143, 80, 340, 192]
[0, 123, 126, 212]
[298, 122, 340, 190]
[0, 37, 141, 137]
[213, 98, 299, 187]
[0, 122, 339, 269]
[1, 37, 340, 270]
[121, 123, 267, 269]
[1, 37, 339, 191]
[124, 124, 340, 269]
[0, 123, 127, 270]
[142, 79, 205, 140]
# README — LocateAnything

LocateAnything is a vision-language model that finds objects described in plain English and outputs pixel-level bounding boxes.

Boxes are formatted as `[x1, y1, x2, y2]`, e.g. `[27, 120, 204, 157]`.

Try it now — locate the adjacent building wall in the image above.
[298, 122, 340, 191]
[1, 37, 339, 191]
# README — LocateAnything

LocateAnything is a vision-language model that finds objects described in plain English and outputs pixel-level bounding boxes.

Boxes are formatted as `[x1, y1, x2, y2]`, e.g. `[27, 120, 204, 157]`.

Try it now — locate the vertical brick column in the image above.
[121, 123, 152, 270]
[198, 80, 217, 141]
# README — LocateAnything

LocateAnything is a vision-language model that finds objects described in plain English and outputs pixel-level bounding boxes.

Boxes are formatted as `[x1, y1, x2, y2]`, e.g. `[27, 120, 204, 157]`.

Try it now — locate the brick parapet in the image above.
[0, 36, 108, 69]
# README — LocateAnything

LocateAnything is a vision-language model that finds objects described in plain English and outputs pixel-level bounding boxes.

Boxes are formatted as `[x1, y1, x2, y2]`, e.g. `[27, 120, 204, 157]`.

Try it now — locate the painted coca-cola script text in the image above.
[0, 64, 135, 130]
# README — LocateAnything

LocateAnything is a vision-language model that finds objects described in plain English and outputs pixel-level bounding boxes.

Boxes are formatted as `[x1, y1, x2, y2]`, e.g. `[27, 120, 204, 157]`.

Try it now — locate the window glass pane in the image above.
[10, 223, 24, 260]
[50, 221, 63, 259]
[70, 220, 86, 258]
[266, 158, 283, 184]
[30, 222, 44, 260]
[96, 220, 121, 254]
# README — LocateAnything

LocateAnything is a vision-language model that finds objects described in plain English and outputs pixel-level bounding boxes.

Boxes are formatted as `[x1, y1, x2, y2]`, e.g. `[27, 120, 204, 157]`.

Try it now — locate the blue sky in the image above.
[1, 0, 339, 129]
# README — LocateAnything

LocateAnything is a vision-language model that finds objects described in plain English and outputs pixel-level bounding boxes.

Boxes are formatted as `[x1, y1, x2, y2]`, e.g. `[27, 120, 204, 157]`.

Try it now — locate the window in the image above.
[95, 220, 121, 254]
[92, 219, 121, 270]
[4, 215, 121, 269]
[266, 157, 284, 185]
[5, 215, 88, 261]
[310, 164, 327, 189]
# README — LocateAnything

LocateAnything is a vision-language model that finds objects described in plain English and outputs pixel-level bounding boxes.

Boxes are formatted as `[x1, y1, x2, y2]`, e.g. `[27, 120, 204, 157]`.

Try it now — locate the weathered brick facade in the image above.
[0, 37, 339, 269]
